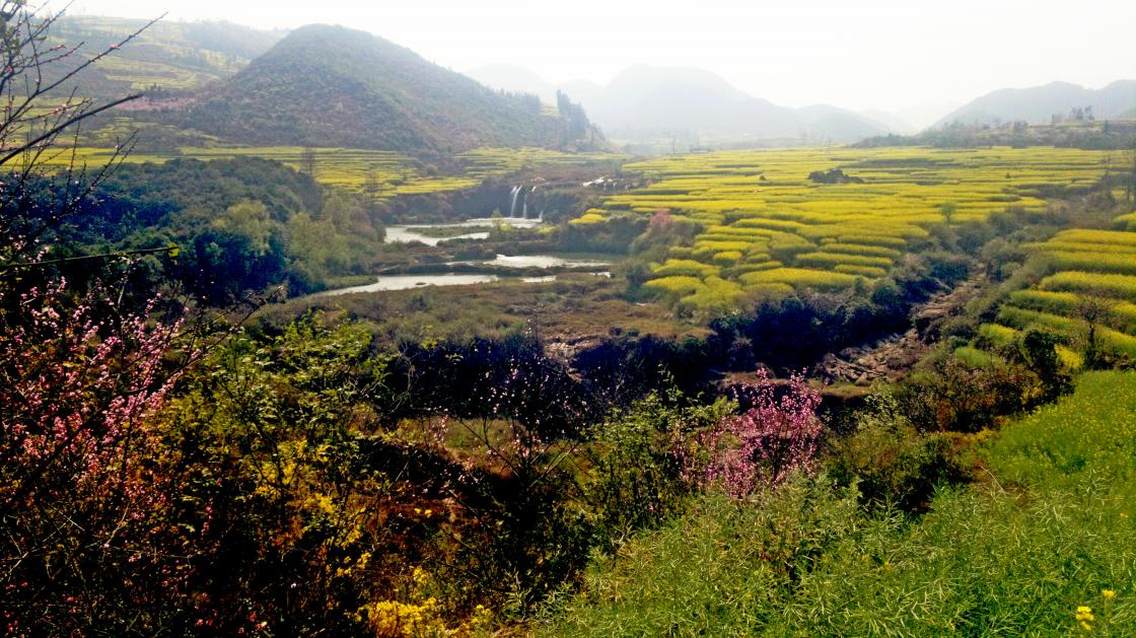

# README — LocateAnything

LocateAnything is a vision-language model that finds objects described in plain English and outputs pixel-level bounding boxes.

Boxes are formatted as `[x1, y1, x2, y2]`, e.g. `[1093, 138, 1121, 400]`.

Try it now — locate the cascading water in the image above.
[525, 185, 540, 220]
[508, 185, 521, 217]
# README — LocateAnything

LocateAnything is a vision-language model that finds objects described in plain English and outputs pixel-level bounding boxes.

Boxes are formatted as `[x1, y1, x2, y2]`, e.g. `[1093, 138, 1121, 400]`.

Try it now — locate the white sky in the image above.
[62, 0, 1136, 120]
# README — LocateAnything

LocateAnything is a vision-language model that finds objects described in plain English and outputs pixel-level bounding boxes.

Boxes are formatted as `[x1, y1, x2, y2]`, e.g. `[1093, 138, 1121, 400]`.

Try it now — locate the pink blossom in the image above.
[700, 369, 824, 497]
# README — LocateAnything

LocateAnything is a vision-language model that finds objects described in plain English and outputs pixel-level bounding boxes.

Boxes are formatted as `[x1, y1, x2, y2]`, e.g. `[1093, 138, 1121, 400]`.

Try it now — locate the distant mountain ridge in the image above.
[936, 80, 1136, 127]
[176, 25, 586, 153]
[472, 64, 894, 145]
[465, 64, 559, 104]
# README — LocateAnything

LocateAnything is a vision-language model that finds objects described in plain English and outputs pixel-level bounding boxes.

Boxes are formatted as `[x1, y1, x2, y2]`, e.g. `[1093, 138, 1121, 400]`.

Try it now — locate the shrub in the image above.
[582, 394, 731, 550]
[698, 370, 823, 497]
[828, 395, 975, 512]
[894, 356, 1044, 432]
[0, 281, 193, 634]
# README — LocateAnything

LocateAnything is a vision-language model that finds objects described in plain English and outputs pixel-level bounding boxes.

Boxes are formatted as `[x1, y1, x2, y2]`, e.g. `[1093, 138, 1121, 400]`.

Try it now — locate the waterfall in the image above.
[508, 185, 521, 218]
[521, 185, 540, 220]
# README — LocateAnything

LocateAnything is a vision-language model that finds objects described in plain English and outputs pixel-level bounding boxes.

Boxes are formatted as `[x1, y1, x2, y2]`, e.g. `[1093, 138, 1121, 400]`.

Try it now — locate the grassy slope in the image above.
[544, 372, 1136, 636]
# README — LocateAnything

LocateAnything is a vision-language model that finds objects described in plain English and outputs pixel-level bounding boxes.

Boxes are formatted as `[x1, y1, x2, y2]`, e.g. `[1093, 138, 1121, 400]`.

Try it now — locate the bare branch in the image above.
[0, 92, 140, 166]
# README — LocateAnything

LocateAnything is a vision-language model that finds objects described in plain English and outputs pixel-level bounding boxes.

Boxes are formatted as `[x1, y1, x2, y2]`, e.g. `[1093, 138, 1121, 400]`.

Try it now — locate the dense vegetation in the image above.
[172, 25, 599, 153]
[6, 5, 1136, 636]
[40, 157, 386, 302]
[543, 371, 1136, 636]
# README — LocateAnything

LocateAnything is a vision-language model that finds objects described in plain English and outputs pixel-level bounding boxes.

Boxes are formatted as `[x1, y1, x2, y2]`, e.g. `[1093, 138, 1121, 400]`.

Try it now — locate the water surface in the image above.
[318, 273, 499, 295]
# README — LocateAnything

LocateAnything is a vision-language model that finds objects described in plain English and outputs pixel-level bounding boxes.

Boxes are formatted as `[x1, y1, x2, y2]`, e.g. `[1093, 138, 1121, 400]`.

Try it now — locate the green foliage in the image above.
[158, 314, 407, 633]
[893, 355, 1046, 433]
[48, 157, 386, 302]
[828, 395, 974, 512]
[542, 373, 1136, 637]
[541, 477, 868, 637]
[581, 394, 732, 551]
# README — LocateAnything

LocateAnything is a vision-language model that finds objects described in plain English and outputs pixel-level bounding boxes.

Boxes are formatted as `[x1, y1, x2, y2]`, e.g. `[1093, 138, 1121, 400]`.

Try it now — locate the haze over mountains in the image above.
[60, 15, 1136, 154]
[469, 65, 905, 144]
[54, 15, 283, 99]
[937, 80, 1136, 127]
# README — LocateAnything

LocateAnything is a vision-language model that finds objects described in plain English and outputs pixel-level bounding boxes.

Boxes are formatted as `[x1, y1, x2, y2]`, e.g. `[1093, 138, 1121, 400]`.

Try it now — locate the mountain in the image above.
[936, 80, 1136, 127]
[558, 65, 887, 144]
[470, 64, 888, 144]
[796, 104, 895, 140]
[859, 110, 915, 134]
[558, 79, 605, 108]
[465, 64, 558, 104]
[178, 25, 579, 153]
[52, 16, 284, 98]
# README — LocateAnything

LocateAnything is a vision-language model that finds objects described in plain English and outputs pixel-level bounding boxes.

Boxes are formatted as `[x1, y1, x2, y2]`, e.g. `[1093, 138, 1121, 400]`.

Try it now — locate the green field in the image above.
[32, 142, 624, 198]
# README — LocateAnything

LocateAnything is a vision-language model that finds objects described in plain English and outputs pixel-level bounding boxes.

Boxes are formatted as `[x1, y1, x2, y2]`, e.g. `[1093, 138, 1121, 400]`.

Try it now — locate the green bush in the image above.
[581, 394, 731, 551]
[828, 396, 974, 512]
[893, 355, 1044, 432]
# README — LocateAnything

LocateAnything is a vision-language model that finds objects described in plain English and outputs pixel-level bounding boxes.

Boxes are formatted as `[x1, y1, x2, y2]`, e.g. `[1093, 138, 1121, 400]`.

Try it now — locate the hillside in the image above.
[937, 80, 1136, 127]
[176, 25, 580, 153]
[51, 15, 283, 98]
[544, 372, 1136, 635]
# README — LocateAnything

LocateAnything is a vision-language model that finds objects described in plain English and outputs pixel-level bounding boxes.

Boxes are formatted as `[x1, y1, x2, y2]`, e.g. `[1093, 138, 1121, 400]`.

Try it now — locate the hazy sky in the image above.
[63, 0, 1136, 124]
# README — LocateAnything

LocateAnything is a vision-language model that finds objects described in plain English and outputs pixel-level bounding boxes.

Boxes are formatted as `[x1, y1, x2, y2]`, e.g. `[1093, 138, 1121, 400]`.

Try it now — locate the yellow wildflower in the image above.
[1102, 589, 1116, 600]
[1075, 605, 1095, 623]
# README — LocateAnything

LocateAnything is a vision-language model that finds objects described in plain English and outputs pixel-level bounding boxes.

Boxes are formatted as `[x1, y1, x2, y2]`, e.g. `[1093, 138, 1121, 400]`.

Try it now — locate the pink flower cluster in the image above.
[0, 279, 183, 509]
[702, 369, 823, 497]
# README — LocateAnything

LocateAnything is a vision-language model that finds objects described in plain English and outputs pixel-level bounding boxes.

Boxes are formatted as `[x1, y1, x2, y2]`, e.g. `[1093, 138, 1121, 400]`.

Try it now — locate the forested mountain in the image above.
[51, 15, 283, 98]
[936, 80, 1136, 127]
[177, 25, 587, 152]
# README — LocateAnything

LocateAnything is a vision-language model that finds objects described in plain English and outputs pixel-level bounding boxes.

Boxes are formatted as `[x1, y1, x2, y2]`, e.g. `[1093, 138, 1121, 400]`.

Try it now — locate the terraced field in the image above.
[33, 143, 622, 198]
[978, 221, 1136, 364]
[576, 147, 1110, 312]
[49, 16, 281, 97]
